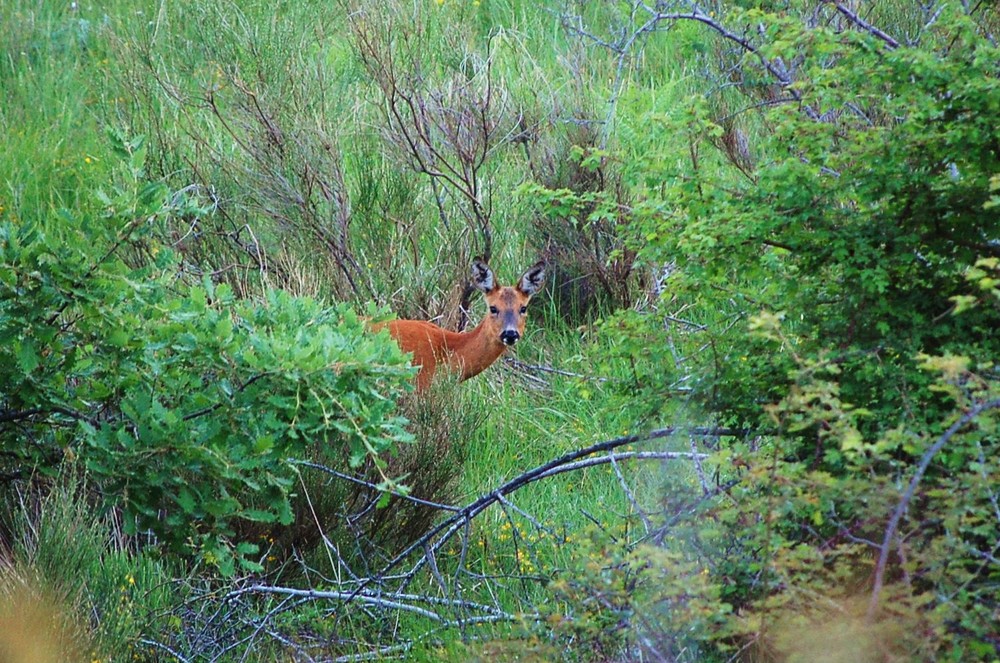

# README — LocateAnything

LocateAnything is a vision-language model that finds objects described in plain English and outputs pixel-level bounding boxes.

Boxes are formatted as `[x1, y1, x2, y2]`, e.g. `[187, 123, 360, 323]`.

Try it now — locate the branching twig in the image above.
[827, 1, 900, 49]
[639, 4, 822, 120]
[867, 398, 1000, 621]
[343, 426, 743, 604]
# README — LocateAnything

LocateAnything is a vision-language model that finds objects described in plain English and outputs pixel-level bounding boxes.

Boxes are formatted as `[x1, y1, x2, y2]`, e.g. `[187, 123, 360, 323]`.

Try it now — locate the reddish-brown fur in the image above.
[375, 259, 545, 392]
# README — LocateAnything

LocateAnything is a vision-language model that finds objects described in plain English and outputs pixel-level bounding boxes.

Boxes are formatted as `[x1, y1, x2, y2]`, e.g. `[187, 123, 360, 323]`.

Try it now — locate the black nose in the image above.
[500, 330, 520, 346]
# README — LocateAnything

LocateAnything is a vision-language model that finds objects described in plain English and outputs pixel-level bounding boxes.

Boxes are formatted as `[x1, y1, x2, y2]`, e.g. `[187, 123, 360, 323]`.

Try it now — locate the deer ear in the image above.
[471, 258, 496, 293]
[518, 261, 546, 297]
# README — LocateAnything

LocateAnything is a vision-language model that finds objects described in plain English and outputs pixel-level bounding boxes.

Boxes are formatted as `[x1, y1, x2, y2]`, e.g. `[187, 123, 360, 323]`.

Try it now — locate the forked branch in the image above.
[867, 398, 1000, 621]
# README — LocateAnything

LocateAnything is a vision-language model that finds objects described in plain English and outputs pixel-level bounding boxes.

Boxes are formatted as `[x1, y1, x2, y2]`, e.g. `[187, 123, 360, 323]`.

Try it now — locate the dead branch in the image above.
[826, 1, 900, 48]
[292, 459, 462, 513]
[340, 426, 743, 604]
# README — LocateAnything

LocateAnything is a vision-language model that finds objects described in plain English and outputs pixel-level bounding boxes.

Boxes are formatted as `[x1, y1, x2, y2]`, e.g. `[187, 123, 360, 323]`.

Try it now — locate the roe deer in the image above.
[376, 259, 546, 391]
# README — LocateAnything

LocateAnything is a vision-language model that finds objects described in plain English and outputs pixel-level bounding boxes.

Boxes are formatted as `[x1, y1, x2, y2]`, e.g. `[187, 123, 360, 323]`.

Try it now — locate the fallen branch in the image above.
[226, 584, 515, 624]
[343, 425, 744, 604]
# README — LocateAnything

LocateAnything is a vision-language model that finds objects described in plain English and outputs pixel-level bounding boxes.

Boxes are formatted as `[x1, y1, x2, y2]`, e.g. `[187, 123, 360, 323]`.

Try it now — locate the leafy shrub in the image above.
[0, 135, 415, 573]
[632, 10, 1000, 439]
[567, 7, 1000, 659]
[244, 376, 477, 574]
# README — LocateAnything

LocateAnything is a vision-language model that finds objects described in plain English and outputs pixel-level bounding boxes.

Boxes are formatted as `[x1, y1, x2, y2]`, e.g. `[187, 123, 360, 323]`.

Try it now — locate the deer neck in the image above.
[448, 317, 506, 381]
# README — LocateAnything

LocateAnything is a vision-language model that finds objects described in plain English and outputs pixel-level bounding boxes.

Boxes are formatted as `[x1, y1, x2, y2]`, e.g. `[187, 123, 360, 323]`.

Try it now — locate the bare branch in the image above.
[867, 398, 1000, 621]
[827, 1, 900, 49]
[639, 5, 822, 120]
[609, 454, 652, 535]
[342, 426, 743, 604]
[292, 459, 462, 513]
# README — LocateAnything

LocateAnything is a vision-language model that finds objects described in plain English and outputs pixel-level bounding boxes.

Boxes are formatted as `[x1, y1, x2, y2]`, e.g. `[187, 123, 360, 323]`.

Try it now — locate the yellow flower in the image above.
[84, 156, 92, 164]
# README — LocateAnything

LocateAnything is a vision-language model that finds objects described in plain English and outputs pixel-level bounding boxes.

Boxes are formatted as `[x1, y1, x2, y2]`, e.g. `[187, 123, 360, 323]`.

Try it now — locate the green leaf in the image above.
[15, 340, 39, 373]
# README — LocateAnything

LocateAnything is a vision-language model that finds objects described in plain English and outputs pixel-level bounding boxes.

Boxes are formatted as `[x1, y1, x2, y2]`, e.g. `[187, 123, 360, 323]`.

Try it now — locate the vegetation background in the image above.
[1, 0, 998, 661]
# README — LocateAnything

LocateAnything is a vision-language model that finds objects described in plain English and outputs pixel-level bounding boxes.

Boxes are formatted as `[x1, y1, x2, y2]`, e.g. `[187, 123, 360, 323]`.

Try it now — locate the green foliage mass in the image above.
[630, 13, 1000, 440]
[0, 135, 414, 574]
[552, 9, 1000, 659]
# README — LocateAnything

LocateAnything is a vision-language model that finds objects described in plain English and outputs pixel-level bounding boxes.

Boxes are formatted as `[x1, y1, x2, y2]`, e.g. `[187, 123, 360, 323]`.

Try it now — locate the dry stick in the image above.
[228, 585, 511, 617]
[238, 595, 301, 663]
[828, 1, 900, 49]
[503, 356, 611, 382]
[295, 469, 361, 584]
[292, 460, 462, 512]
[867, 398, 1000, 622]
[332, 643, 412, 663]
[643, 5, 821, 120]
[534, 450, 708, 480]
[226, 585, 520, 628]
[228, 586, 445, 622]
[690, 432, 711, 495]
[342, 427, 741, 606]
[609, 454, 652, 535]
[496, 493, 558, 538]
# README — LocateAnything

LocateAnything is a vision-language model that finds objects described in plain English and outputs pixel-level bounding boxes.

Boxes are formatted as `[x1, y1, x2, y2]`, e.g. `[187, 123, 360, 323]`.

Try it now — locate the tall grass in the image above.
[0, 472, 179, 661]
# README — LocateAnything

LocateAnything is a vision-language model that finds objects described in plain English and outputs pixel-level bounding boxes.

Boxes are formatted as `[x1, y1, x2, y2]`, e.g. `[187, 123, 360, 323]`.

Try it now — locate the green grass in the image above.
[0, 472, 180, 662]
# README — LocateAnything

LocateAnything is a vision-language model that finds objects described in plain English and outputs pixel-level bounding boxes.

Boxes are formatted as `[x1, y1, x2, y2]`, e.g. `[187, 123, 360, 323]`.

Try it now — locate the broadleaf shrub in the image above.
[0, 140, 415, 573]
[550, 8, 1000, 659]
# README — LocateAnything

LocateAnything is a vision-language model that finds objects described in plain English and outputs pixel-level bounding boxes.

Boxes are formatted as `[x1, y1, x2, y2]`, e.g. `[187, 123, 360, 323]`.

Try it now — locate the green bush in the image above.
[548, 7, 1000, 659]
[631, 10, 1000, 438]
[0, 136, 415, 573]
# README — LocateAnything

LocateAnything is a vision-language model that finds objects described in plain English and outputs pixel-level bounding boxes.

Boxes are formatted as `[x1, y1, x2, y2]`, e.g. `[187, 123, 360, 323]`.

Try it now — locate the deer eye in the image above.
[519, 306, 527, 314]
[489, 306, 499, 315]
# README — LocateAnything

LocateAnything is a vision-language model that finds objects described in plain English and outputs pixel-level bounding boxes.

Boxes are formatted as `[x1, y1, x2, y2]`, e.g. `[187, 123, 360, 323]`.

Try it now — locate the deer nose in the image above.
[500, 330, 520, 346]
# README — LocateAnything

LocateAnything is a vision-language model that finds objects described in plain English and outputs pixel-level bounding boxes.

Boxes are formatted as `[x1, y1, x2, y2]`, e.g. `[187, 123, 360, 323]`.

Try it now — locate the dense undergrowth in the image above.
[1, 0, 998, 661]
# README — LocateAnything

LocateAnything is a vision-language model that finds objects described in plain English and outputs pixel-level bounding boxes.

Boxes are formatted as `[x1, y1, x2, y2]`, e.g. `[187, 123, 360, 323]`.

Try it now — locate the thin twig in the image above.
[139, 638, 192, 663]
[503, 356, 610, 382]
[292, 459, 462, 512]
[609, 454, 652, 535]
[867, 398, 1000, 621]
